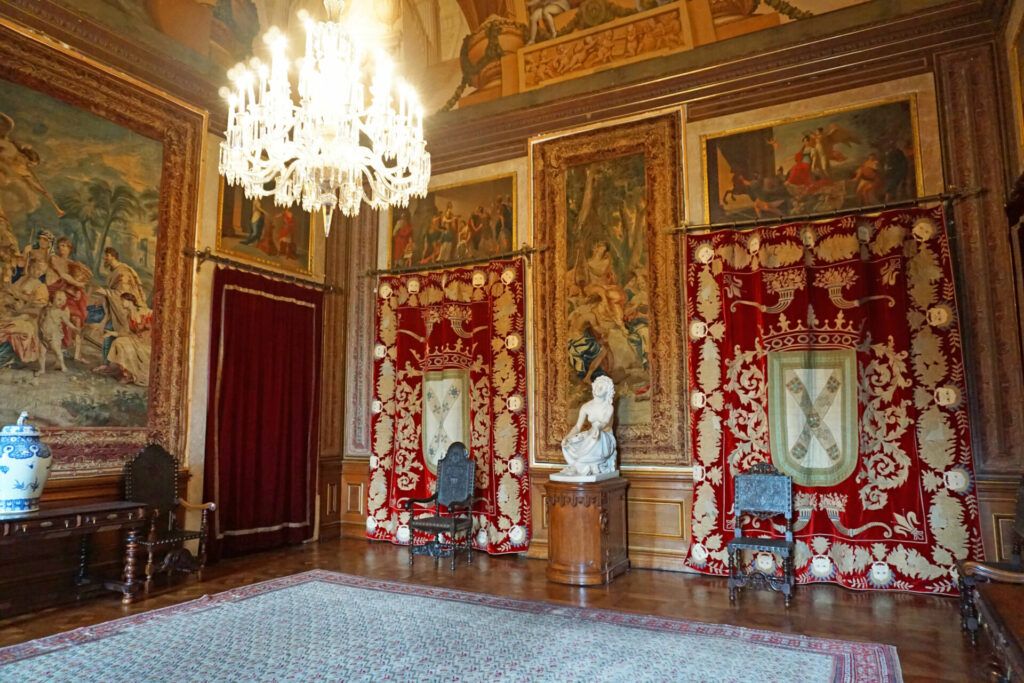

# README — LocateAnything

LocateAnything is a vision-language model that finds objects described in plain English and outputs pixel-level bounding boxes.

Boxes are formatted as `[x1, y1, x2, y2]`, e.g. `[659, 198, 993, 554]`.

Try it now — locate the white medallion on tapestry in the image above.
[422, 369, 470, 475]
[768, 349, 858, 487]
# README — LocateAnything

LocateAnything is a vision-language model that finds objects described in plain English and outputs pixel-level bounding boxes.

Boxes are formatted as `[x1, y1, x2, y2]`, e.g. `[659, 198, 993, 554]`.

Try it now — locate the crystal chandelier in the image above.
[218, 0, 431, 236]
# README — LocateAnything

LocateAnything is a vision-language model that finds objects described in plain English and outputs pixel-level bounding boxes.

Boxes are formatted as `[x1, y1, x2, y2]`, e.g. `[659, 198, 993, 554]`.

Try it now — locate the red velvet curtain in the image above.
[203, 268, 323, 560]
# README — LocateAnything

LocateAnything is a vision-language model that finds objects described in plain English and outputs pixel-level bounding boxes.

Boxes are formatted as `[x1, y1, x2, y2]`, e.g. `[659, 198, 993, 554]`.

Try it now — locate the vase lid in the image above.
[1, 412, 41, 437]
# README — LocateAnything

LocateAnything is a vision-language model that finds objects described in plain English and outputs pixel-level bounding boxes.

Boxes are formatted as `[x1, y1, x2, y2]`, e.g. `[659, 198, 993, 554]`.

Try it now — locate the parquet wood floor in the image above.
[0, 537, 993, 681]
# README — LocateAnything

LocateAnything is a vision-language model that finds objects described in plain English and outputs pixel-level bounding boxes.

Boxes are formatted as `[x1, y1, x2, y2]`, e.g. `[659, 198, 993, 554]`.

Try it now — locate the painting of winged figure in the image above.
[705, 99, 920, 223]
[564, 153, 650, 428]
[0, 77, 161, 428]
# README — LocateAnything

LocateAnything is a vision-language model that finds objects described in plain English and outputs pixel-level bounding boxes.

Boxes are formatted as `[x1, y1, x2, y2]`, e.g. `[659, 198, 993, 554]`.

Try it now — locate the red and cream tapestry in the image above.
[368, 259, 530, 553]
[684, 207, 983, 594]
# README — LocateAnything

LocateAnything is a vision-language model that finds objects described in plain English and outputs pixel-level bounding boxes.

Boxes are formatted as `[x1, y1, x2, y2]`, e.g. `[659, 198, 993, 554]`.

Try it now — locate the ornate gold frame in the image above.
[531, 111, 687, 467]
[0, 18, 204, 475]
[385, 172, 518, 269]
[215, 178, 318, 278]
[699, 94, 924, 223]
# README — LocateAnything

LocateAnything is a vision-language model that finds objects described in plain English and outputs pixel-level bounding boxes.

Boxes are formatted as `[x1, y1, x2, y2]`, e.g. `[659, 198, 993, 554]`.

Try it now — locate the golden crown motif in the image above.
[762, 307, 860, 351]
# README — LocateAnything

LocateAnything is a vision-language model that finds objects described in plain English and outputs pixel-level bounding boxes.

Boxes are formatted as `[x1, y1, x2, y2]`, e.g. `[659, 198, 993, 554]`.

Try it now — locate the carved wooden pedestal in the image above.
[544, 477, 629, 586]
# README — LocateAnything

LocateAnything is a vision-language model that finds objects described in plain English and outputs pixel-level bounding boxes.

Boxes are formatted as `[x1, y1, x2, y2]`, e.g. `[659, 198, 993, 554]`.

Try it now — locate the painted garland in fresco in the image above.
[368, 259, 530, 554]
[533, 112, 685, 466]
[0, 21, 201, 474]
[684, 207, 984, 594]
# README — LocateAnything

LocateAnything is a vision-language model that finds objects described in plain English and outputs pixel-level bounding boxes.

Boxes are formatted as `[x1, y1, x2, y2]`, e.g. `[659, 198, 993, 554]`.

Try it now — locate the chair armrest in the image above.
[960, 560, 1024, 584]
[404, 495, 438, 510]
[177, 498, 216, 512]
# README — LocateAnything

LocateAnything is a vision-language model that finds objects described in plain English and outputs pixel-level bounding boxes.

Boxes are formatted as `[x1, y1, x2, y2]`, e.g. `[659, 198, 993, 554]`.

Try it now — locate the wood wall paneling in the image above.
[340, 459, 369, 540]
[936, 42, 1024, 475]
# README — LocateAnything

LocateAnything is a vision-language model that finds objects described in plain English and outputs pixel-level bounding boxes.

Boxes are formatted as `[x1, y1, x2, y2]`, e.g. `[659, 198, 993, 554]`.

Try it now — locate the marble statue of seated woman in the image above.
[555, 375, 618, 480]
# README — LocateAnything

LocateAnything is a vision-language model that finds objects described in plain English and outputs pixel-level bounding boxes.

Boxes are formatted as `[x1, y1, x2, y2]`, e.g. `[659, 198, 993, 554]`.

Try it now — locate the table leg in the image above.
[121, 527, 140, 605]
[74, 535, 90, 586]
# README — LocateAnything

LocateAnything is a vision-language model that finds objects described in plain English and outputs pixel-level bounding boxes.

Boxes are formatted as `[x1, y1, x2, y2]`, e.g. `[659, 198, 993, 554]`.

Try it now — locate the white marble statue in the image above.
[554, 376, 619, 481]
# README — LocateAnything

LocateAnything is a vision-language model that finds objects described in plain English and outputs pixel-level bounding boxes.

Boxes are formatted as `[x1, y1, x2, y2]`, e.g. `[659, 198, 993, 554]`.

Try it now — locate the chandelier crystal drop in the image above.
[218, 0, 431, 236]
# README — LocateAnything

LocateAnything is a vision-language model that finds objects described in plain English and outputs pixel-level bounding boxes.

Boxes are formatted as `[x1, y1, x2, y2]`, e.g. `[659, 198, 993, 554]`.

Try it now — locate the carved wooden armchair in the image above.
[405, 442, 476, 570]
[727, 463, 796, 607]
[124, 445, 215, 592]
[958, 475, 1024, 644]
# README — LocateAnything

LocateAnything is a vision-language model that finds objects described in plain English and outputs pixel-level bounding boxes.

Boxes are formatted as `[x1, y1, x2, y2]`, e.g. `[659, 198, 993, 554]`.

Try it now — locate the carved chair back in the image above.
[124, 444, 180, 533]
[733, 463, 793, 541]
[437, 442, 474, 509]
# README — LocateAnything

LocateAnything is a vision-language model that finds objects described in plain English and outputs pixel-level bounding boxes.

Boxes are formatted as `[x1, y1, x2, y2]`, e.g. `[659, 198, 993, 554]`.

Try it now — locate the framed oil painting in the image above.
[0, 19, 202, 474]
[684, 75, 944, 226]
[702, 97, 922, 223]
[531, 112, 686, 467]
[387, 173, 516, 269]
[217, 180, 315, 277]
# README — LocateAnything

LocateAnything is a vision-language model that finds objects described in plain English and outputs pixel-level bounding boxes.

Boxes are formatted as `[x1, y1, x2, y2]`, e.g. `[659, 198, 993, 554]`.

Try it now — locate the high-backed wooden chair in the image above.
[405, 442, 476, 570]
[727, 462, 796, 607]
[958, 475, 1024, 644]
[124, 444, 215, 591]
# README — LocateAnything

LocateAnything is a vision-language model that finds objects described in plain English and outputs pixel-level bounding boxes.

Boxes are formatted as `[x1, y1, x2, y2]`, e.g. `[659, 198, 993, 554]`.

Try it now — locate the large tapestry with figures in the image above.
[368, 259, 531, 554]
[0, 21, 201, 474]
[532, 112, 685, 467]
[684, 207, 983, 594]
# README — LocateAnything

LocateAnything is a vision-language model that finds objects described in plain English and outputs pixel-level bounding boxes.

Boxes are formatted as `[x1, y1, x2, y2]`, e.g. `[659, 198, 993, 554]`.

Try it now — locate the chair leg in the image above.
[408, 537, 414, 566]
[466, 531, 473, 564]
[728, 549, 737, 603]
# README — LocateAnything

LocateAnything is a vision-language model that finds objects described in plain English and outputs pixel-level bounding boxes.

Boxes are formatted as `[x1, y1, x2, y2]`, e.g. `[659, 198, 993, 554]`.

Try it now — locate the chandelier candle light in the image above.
[218, 0, 431, 236]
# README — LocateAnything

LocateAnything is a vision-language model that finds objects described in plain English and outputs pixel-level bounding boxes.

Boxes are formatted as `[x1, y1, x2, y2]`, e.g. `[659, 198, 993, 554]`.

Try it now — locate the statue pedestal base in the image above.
[544, 477, 629, 586]
[549, 469, 619, 483]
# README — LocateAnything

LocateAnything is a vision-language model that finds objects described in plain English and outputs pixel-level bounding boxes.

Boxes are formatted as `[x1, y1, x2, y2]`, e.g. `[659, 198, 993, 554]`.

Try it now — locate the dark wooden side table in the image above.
[0, 501, 149, 613]
[544, 477, 629, 586]
[976, 583, 1024, 682]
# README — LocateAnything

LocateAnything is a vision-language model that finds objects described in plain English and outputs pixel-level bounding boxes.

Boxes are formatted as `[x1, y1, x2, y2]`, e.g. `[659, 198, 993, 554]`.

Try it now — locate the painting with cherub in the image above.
[0, 77, 160, 428]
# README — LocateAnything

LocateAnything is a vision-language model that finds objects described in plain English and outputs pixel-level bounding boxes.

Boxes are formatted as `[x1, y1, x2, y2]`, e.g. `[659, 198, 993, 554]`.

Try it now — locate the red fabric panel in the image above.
[367, 259, 531, 553]
[203, 268, 323, 560]
[684, 207, 983, 594]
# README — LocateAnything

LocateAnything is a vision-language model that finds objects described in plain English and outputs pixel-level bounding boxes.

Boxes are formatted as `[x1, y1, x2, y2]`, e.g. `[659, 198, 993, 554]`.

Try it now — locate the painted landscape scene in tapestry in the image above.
[565, 153, 650, 428]
[390, 175, 514, 269]
[0, 78, 161, 427]
[706, 99, 918, 222]
[219, 183, 312, 275]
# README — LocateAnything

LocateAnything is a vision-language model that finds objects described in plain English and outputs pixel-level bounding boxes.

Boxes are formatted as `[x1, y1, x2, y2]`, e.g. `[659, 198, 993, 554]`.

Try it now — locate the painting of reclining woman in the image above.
[565, 153, 650, 429]
[389, 174, 515, 269]
[704, 98, 921, 223]
[0, 76, 161, 428]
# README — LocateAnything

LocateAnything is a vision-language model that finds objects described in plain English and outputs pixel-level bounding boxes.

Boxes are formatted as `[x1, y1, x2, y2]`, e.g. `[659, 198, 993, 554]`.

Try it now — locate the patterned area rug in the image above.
[0, 570, 901, 682]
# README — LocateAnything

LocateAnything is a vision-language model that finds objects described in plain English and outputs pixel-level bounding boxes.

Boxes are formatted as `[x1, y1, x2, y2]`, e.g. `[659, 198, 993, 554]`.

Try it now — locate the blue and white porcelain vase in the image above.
[0, 412, 52, 515]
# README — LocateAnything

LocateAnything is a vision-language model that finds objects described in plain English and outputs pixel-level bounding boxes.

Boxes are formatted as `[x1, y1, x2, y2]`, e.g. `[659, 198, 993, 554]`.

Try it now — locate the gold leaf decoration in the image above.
[697, 268, 721, 323]
[908, 245, 942, 309]
[816, 234, 859, 262]
[420, 286, 444, 306]
[367, 468, 388, 510]
[697, 411, 721, 465]
[379, 307, 397, 346]
[760, 242, 803, 268]
[717, 243, 751, 269]
[697, 337, 721, 394]
[916, 406, 956, 472]
[870, 225, 906, 256]
[493, 411, 517, 459]
[497, 472, 521, 519]
[912, 327, 948, 387]
[887, 546, 947, 580]
[690, 480, 719, 539]
[928, 490, 969, 559]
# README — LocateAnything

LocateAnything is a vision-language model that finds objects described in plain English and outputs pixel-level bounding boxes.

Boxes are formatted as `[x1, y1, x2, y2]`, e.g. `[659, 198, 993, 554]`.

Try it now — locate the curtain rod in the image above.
[365, 245, 547, 277]
[183, 247, 340, 293]
[670, 187, 983, 234]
